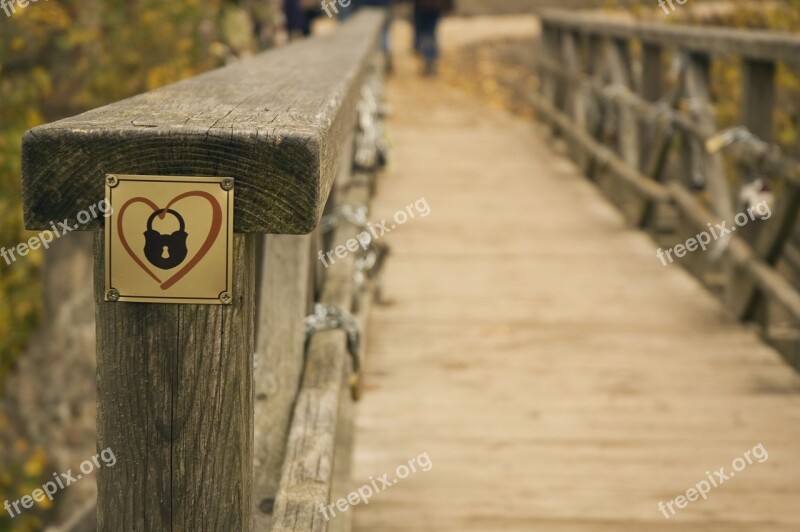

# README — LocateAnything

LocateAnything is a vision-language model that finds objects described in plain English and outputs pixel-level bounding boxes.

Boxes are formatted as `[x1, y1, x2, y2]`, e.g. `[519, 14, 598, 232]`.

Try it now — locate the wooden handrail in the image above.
[536, 10, 800, 368]
[538, 9, 800, 63]
[20, 9, 387, 531]
[22, 10, 385, 234]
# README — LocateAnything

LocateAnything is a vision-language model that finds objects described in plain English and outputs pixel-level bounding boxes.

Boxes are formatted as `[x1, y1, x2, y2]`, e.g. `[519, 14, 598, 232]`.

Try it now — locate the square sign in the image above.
[104, 174, 234, 305]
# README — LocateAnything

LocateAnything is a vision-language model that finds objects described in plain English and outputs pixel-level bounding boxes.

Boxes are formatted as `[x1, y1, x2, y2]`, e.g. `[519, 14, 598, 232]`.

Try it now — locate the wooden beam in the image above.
[252, 234, 313, 531]
[606, 39, 639, 168]
[538, 9, 800, 63]
[536, 58, 800, 187]
[560, 31, 587, 166]
[684, 53, 736, 223]
[270, 180, 372, 532]
[730, 59, 782, 320]
[639, 43, 663, 170]
[741, 59, 776, 143]
[21, 10, 386, 235]
[94, 232, 258, 531]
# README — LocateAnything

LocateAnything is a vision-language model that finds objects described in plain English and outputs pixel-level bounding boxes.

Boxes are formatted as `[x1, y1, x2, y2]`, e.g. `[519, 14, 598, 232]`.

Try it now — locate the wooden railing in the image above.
[24, 9, 388, 532]
[530, 9, 800, 367]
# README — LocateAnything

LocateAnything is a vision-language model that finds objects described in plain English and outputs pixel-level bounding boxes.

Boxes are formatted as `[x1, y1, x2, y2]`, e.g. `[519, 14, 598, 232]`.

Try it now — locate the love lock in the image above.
[143, 209, 189, 270]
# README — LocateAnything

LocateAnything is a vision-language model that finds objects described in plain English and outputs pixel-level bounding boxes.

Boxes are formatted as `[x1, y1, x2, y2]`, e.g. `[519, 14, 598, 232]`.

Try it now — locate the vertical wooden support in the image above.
[682, 52, 735, 290]
[561, 31, 587, 166]
[684, 52, 735, 225]
[735, 59, 776, 245]
[539, 24, 561, 134]
[95, 233, 257, 531]
[731, 59, 800, 322]
[741, 59, 776, 142]
[637, 45, 687, 229]
[583, 33, 607, 179]
[252, 234, 312, 530]
[606, 38, 638, 168]
[640, 43, 663, 169]
[605, 38, 639, 217]
[641, 44, 663, 104]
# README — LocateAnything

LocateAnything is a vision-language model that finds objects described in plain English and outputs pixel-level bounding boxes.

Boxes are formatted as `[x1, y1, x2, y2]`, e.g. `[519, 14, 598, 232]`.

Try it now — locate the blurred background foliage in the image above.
[0, 0, 285, 389]
[0, 1, 281, 529]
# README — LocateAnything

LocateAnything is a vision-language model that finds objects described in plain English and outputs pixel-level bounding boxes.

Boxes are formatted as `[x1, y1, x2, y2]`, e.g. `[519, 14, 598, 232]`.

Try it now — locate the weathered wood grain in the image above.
[94, 232, 257, 532]
[22, 10, 385, 235]
[253, 234, 312, 531]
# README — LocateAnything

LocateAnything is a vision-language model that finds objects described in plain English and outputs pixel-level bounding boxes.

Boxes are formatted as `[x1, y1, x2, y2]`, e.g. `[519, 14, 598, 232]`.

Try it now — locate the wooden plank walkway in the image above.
[351, 19, 800, 532]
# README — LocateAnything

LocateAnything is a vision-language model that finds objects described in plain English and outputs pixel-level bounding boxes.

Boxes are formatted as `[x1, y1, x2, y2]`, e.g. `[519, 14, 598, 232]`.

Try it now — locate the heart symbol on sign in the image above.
[117, 191, 223, 290]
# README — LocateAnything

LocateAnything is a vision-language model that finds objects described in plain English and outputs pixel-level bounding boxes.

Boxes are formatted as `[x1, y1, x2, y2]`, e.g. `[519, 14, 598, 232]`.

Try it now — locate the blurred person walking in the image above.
[284, 0, 306, 39]
[301, 0, 321, 36]
[285, 0, 320, 38]
[412, 0, 453, 76]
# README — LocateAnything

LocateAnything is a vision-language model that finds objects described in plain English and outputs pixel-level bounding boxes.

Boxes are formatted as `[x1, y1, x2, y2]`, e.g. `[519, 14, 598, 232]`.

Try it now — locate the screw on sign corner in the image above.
[220, 178, 234, 191]
[219, 291, 233, 305]
[106, 289, 120, 302]
[106, 175, 119, 188]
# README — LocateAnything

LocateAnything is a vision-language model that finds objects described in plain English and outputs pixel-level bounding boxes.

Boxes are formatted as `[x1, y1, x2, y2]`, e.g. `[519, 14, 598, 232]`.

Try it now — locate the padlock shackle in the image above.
[147, 209, 186, 233]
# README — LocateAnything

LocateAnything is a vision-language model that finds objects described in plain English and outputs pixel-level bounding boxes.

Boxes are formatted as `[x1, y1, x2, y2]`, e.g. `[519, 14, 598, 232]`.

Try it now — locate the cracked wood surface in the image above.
[21, 10, 384, 234]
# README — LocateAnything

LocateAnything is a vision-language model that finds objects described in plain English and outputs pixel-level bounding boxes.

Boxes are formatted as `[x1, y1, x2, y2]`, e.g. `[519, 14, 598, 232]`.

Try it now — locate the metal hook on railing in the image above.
[304, 303, 363, 401]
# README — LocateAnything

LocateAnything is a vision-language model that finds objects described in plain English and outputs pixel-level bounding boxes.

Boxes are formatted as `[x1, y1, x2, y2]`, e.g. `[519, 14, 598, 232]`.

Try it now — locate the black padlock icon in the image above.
[143, 209, 188, 270]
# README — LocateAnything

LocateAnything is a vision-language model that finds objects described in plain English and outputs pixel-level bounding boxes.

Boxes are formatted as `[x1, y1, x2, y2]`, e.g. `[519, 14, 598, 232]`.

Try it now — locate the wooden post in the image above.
[605, 38, 639, 218]
[639, 43, 663, 170]
[539, 24, 562, 134]
[94, 233, 257, 531]
[20, 10, 387, 531]
[583, 33, 607, 179]
[682, 52, 736, 289]
[740, 59, 776, 142]
[730, 60, 800, 326]
[561, 31, 587, 166]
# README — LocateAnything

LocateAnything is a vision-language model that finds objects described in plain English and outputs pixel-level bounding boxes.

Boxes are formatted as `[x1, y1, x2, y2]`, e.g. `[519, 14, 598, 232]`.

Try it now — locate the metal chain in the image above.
[304, 303, 363, 400]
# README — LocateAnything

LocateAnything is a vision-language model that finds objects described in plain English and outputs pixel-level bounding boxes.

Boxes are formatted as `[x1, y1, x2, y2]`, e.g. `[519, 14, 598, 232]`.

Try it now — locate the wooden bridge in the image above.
[19, 7, 800, 532]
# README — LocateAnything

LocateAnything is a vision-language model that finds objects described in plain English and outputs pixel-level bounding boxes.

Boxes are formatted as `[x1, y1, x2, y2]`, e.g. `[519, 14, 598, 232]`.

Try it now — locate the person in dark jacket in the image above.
[284, 0, 306, 39]
[413, 0, 453, 76]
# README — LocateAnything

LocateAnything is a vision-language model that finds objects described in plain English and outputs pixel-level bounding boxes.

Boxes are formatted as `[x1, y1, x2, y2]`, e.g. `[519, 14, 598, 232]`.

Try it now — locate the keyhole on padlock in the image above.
[162, 246, 170, 259]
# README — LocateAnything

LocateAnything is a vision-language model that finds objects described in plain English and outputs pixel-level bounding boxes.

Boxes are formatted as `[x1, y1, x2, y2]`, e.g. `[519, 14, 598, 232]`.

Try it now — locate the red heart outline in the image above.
[117, 191, 223, 290]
